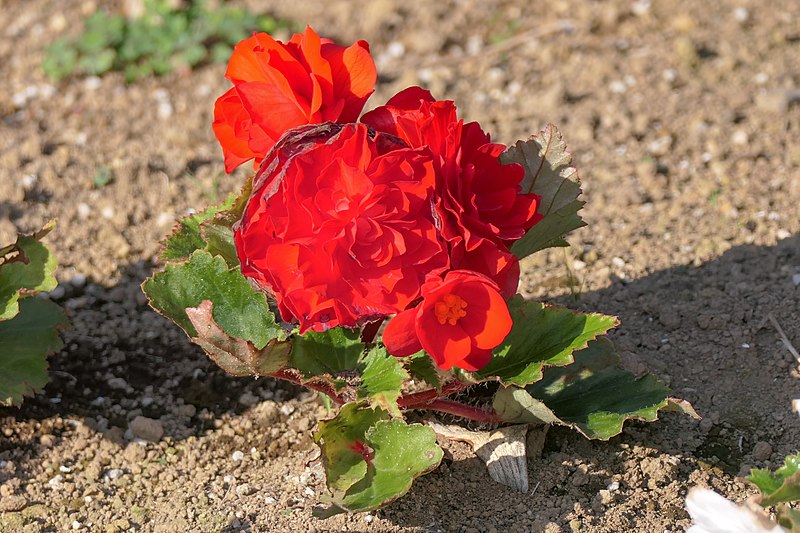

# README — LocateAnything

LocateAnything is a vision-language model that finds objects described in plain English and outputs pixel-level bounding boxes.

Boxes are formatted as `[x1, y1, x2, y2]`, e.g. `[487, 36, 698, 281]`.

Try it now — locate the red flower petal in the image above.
[212, 88, 258, 173]
[383, 308, 423, 357]
[214, 28, 378, 172]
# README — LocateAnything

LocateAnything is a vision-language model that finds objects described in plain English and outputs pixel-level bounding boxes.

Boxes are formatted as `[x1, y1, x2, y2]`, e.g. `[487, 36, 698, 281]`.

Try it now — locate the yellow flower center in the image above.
[434, 293, 468, 325]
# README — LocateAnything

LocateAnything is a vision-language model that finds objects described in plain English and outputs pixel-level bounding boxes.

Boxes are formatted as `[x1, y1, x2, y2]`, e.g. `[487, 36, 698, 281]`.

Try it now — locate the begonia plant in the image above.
[143, 26, 696, 515]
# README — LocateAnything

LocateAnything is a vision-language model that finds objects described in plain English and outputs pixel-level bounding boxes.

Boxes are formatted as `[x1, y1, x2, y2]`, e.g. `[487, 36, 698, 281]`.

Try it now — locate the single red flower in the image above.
[234, 123, 448, 333]
[213, 27, 377, 173]
[361, 87, 542, 295]
[382, 270, 512, 371]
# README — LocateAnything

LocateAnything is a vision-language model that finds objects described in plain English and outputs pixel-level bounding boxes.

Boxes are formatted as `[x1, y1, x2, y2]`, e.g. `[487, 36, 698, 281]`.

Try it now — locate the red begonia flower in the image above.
[213, 27, 377, 173]
[361, 86, 542, 246]
[361, 87, 542, 294]
[234, 123, 448, 333]
[383, 270, 512, 371]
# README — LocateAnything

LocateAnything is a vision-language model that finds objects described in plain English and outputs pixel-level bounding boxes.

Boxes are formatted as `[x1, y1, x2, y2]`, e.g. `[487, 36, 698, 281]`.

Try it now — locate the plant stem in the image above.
[397, 380, 470, 409]
[424, 399, 503, 424]
[270, 369, 346, 404]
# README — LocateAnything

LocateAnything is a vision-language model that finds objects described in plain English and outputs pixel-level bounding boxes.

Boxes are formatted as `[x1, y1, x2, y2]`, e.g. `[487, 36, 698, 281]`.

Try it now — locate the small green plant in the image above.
[42, 0, 294, 82]
[748, 453, 800, 531]
[0, 222, 68, 407]
[93, 166, 115, 188]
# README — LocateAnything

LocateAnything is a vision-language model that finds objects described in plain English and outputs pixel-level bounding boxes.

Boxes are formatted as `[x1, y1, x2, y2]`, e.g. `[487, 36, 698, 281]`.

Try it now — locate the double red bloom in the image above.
[234, 123, 447, 333]
[216, 28, 541, 370]
[362, 87, 542, 297]
[213, 27, 377, 173]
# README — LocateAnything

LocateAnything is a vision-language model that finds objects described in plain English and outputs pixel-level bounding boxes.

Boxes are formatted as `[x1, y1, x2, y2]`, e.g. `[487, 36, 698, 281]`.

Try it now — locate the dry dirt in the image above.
[1, 0, 800, 531]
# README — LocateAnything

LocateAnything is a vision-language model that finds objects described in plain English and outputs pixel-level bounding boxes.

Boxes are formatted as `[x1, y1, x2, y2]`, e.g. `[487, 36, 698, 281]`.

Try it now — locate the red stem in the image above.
[269, 372, 501, 424]
[423, 399, 504, 424]
[397, 380, 470, 409]
[270, 369, 346, 404]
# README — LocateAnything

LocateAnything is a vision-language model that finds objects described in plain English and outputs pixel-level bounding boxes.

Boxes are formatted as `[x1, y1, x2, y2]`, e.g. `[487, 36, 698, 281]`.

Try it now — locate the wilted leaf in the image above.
[142, 250, 284, 349]
[0, 221, 58, 320]
[428, 422, 530, 493]
[314, 403, 443, 517]
[476, 296, 618, 386]
[0, 298, 68, 406]
[501, 124, 586, 258]
[291, 327, 364, 378]
[749, 454, 800, 507]
[186, 300, 290, 376]
[498, 338, 697, 440]
[357, 347, 409, 416]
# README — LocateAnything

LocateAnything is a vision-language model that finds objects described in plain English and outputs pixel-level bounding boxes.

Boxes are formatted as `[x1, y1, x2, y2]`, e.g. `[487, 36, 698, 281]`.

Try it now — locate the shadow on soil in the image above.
[1, 235, 798, 525]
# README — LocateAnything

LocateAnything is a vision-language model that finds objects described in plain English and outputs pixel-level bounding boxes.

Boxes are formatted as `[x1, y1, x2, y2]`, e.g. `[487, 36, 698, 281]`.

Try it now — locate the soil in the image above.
[1, 0, 800, 531]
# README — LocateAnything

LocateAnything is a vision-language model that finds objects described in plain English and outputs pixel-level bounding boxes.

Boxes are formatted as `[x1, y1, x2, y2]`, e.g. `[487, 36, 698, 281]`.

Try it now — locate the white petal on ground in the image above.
[685, 487, 786, 533]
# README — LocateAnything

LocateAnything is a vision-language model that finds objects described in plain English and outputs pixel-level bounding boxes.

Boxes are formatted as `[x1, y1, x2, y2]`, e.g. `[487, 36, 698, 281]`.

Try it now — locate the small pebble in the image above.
[733, 7, 749, 23]
[129, 416, 164, 442]
[70, 273, 87, 288]
[731, 130, 749, 145]
[235, 483, 253, 496]
[238, 391, 259, 407]
[793, 274, 800, 286]
[231, 450, 245, 462]
[106, 469, 124, 480]
[72, 520, 82, 530]
[107, 377, 128, 390]
[364, 514, 375, 523]
[224, 475, 235, 484]
[753, 441, 773, 461]
[77, 203, 91, 219]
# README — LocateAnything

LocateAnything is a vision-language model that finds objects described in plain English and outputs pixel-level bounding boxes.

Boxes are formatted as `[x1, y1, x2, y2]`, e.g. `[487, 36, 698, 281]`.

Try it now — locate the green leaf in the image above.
[93, 166, 115, 188]
[748, 454, 800, 507]
[0, 298, 68, 406]
[779, 508, 800, 531]
[501, 124, 586, 258]
[290, 328, 364, 378]
[403, 351, 442, 391]
[314, 404, 443, 516]
[314, 403, 388, 495]
[357, 347, 409, 416]
[185, 300, 290, 376]
[142, 250, 284, 349]
[476, 296, 618, 386]
[493, 387, 559, 425]
[500, 338, 697, 440]
[0, 222, 59, 320]
[201, 221, 238, 267]
[78, 49, 116, 75]
[160, 193, 237, 262]
[43, 40, 78, 80]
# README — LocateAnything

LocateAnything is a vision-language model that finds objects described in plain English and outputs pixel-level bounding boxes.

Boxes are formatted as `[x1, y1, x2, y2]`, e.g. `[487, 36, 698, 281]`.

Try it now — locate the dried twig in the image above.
[765, 314, 800, 363]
